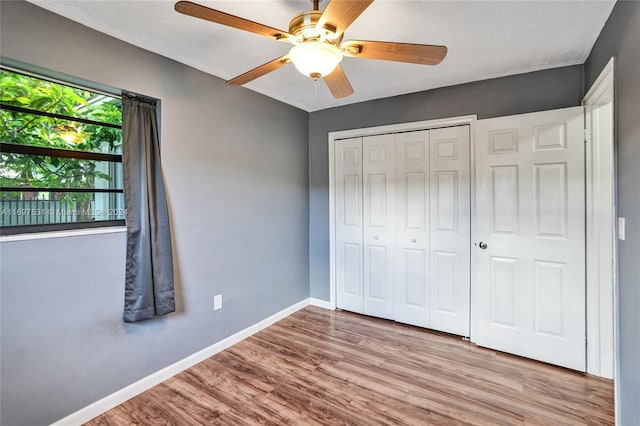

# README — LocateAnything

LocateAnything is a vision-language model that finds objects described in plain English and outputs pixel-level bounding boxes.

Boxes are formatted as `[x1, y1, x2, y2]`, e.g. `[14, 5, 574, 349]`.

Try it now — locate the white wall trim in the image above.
[329, 115, 478, 141]
[582, 56, 616, 384]
[0, 226, 126, 243]
[328, 115, 477, 310]
[310, 297, 333, 310]
[584, 57, 615, 104]
[328, 134, 337, 310]
[50, 298, 316, 426]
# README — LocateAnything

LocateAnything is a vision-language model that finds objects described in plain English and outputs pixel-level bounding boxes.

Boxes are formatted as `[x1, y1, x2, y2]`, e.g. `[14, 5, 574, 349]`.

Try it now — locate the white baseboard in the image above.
[50, 298, 312, 426]
[309, 297, 333, 310]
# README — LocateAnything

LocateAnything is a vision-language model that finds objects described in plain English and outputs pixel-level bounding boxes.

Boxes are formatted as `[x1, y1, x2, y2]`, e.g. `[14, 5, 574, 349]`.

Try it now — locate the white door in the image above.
[335, 137, 364, 314]
[362, 134, 395, 319]
[335, 127, 470, 334]
[429, 126, 471, 336]
[394, 130, 430, 327]
[473, 107, 586, 371]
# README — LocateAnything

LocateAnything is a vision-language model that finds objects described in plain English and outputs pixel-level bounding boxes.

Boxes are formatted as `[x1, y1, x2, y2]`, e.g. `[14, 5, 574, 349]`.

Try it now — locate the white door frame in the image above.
[328, 115, 477, 311]
[583, 57, 616, 380]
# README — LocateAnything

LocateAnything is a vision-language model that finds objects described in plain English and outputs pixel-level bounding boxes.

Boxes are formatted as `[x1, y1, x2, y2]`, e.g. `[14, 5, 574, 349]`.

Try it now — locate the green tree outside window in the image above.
[0, 69, 123, 227]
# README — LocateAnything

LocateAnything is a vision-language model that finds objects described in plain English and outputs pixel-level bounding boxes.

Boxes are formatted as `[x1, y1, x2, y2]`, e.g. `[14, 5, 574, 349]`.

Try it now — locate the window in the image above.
[0, 68, 124, 234]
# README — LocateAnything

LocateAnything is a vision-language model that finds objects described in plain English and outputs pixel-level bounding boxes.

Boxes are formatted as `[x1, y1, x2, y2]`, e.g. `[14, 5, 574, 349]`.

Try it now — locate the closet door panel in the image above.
[334, 125, 471, 335]
[335, 137, 364, 314]
[429, 126, 471, 336]
[363, 134, 395, 319]
[394, 131, 430, 327]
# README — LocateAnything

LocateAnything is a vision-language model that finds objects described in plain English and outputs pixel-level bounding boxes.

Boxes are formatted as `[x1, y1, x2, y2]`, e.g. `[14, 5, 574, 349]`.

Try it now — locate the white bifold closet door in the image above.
[393, 130, 430, 327]
[428, 127, 471, 335]
[362, 135, 395, 319]
[335, 126, 470, 336]
[335, 137, 364, 314]
[473, 107, 585, 371]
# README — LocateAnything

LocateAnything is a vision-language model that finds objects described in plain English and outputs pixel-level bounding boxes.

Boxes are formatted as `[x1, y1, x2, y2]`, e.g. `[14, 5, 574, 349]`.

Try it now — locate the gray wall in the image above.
[309, 66, 584, 299]
[584, 1, 640, 424]
[0, 1, 309, 425]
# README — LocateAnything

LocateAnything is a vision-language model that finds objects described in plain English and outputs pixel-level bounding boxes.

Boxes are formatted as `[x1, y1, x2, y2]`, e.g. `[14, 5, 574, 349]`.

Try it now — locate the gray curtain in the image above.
[122, 94, 175, 322]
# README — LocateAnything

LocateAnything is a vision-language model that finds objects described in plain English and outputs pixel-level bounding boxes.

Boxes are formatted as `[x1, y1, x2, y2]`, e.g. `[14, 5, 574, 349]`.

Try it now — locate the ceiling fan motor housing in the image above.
[289, 10, 340, 44]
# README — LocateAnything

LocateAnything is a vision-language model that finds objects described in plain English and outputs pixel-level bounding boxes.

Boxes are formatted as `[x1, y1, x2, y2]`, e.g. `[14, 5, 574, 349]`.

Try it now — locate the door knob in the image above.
[478, 241, 488, 249]
[374, 235, 379, 240]
[411, 238, 417, 243]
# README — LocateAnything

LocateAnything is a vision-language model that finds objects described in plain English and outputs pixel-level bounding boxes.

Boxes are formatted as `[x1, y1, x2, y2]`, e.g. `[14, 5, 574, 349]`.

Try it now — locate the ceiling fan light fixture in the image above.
[288, 41, 343, 80]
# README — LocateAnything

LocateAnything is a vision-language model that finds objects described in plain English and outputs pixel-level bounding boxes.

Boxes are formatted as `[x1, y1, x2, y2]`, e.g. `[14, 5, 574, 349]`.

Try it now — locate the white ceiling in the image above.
[27, 0, 615, 112]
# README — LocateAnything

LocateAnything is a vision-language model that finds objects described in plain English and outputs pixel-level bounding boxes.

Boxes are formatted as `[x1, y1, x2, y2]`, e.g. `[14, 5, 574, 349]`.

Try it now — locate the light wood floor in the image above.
[87, 306, 614, 425]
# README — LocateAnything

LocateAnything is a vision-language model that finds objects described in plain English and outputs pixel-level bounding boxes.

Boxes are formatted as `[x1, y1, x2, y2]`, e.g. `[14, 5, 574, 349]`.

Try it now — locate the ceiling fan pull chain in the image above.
[314, 78, 318, 109]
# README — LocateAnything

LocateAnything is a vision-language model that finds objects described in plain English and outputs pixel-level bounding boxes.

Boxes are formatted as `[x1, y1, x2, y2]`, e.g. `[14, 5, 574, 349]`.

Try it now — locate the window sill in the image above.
[0, 226, 126, 242]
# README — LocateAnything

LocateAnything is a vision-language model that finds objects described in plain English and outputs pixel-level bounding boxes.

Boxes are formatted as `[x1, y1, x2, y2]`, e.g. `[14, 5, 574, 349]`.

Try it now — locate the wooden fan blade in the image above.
[175, 1, 293, 42]
[227, 55, 290, 86]
[316, 0, 373, 38]
[342, 40, 447, 65]
[323, 65, 354, 98]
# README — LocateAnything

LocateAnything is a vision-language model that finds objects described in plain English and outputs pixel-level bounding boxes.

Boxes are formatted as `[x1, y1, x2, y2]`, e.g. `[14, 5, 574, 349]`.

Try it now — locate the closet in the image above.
[334, 125, 470, 336]
[331, 107, 588, 371]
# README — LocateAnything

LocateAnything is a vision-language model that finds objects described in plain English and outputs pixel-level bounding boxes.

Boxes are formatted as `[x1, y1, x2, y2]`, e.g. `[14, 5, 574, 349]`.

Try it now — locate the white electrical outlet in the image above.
[618, 217, 626, 240]
[214, 294, 223, 310]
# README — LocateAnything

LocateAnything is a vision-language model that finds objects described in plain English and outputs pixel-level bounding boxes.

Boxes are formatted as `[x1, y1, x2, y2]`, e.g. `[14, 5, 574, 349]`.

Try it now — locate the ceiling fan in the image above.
[174, 0, 447, 98]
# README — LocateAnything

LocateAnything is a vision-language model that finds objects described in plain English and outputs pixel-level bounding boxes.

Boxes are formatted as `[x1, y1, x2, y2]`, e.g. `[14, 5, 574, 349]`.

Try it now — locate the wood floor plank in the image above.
[321, 359, 523, 425]
[86, 306, 614, 425]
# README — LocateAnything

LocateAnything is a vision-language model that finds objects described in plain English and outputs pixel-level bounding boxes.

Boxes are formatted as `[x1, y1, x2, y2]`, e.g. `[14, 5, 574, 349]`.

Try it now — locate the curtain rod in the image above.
[122, 91, 159, 104]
